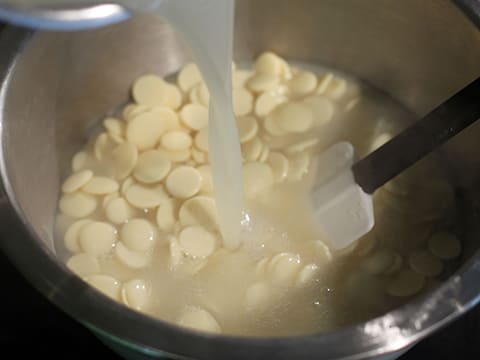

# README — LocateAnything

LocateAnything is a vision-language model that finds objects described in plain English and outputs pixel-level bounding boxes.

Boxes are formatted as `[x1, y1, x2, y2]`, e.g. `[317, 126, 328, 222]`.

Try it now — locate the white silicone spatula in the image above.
[313, 77, 480, 250]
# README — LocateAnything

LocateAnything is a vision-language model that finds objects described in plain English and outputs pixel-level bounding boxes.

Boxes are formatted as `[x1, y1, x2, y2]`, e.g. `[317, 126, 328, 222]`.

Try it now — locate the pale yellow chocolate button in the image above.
[62, 170, 93, 193]
[66, 253, 100, 277]
[133, 150, 171, 184]
[386, 269, 425, 297]
[197, 165, 213, 194]
[428, 231, 461, 260]
[273, 102, 314, 133]
[94, 132, 116, 161]
[361, 250, 394, 275]
[105, 197, 135, 224]
[120, 219, 157, 252]
[246, 73, 280, 93]
[156, 199, 177, 232]
[166, 166, 202, 199]
[125, 183, 169, 209]
[285, 138, 319, 155]
[132, 74, 182, 109]
[267, 152, 289, 183]
[177, 63, 202, 92]
[237, 116, 258, 144]
[71, 151, 88, 172]
[263, 114, 288, 136]
[64, 219, 92, 253]
[59, 192, 97, 218]
[83, 176, 119, 195]
[121, 177, 135, 196]
[122, 103, 151, 122]
[288, 71, 317, 96]
[408, 249, 443, 277]
[126, 111, 169, 150]
[85, 274, 121, 300]
[179, 226, 217, 258]
[296, 263, 320, 286]
[177, 306, 221, 333]
[233, 69, 253, 88]
[161, 130, 192, 151]
[156, 148, 192, 163]
[255, 51, 289, 77]
[115, 241, 150, 269]
[270, 253, 302, 286]
[179, 196, 219, 230]
[194, 128, 209, 152]
[180, 103, 209, 130]
[121, 279, 150, 311]
[101, 257, 135, 282]
[233, 88, 254, 116]
[243, 162, 274, 198]
[244, 282, 272, 310]
[111, 142, 138, 180]
[188, 83, 210, 107]
[79, 221, 117, 257]
[242, 137, 263, 162]
[255, 91, 287, 118]
[103, 117, 124, 137]
[192, 147, 208, 165]
[303, 96, 334, 127]
[286, 152, 310, 182]
[325, 77, 347, 99]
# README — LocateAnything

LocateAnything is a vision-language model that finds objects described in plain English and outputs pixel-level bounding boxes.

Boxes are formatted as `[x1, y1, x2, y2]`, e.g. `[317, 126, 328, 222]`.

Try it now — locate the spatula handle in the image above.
[352, 77, 480, 194]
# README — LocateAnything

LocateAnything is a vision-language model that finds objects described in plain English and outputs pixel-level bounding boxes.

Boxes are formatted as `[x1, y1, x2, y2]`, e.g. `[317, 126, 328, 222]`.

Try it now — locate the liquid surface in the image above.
[55, 54, 462, 336]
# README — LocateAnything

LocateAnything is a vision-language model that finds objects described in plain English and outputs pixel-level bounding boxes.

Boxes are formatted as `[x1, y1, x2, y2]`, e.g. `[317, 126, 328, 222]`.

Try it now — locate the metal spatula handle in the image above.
[352, 77, 480, 194]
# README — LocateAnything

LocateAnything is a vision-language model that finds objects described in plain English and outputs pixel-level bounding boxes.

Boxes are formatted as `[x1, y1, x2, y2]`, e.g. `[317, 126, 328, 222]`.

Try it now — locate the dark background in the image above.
[0, 22, 479, 360]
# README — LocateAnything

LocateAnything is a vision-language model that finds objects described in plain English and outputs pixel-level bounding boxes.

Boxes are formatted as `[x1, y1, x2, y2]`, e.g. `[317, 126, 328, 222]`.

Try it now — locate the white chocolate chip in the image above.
[121, 279, 150, 311]
[177, 63, 202, 92]
[269, 253, 302, 286]
[255, 52, 289, 77]
[255, 91, 287, 118]
[177, 306, 221, 333]
[132, 74, 182, 109]
[64, 219, 92, 253]
[126, 111, 169, 150]
[188, 83, 210, 107]
[82, 176, 119, 195]
[78, 221, 117, 257]
[94, 132, 116, 161]
[246, 73, 280, 93]
[125, 183, 169, 209]
[194, 128, 209, 152]
[62, 170, 93, 193]
[408, 249, 443, 277]
[197, 165, 213, 194]
[303, 95, 334, 127]
[267, 152, 289, 182]
[103, 117, 124, 137]
[120, 219, 157, 252]
[71, 151, 88, 172]
[179, 226, 217, 258]
[296, 263, 320, 286]
[59, 192, 97, 218]
[428, 231, 461, 260]
[243, 162, 274, 198]
[386, 269, 425, 297]
[242, 137, 263, 162]
[111, 142, 138, 180]
[85, 274, 121, 300]
[115, 241, 150, 269]
[244, 282, 273, 310]
[156, 148, 192, 163]
[105, 197, 135, 224]
[361, 250, 394, 275]
[237, 116, 259, 144]
[233, 88, 254, 116]
[133, 150, 171, 184]
[179, 196, 219, 230]
[161, 130, 192, 151]
[288, 71, 317, 96]
[166, 166, 202, 199]
[273, 102, 314, 133]
[66, 253, 100, 277]
[156, 199, 177, 232]
[180, 103, 209, 130]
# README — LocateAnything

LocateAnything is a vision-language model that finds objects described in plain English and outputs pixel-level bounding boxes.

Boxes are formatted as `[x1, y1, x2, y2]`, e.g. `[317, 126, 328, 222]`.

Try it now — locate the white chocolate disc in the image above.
[85, 274, 121, 300]
[296, 263, 320, 286]
[180, 103, 209, 130]
[325, 77, 347, 99]
[267, 152, 289, 182]
[126, 111, 169, 150]
[115, 241, 150, 269]
[255, 91, 287, 118]
[82, 176, 119, 195]
[122, 103, 151, 122]
[243, 162, 274, 198]
[269, 253, 302, 286]
[132, 74, 182, 109]
[66, 253, 100, 277]
[244, 282, 273, 310]
[188, 83, 210, 107]
[191, 147, 208, 165]
[197, 165, 213, 194]
[71, 151, 88, 172]
[361, 250, 394, 275]
[156, 148, 192, 163]
[303, 96, 334, 127]
[237, 116, 258, 144]
[105, 197, 135, 224]
[64, 219, 92, 253]
[255, 52, 289, 77]
[121, 279, 150, 310]
[177, 306, 221, 333]
[427, 231, 461, 260]
[94, 132, 116, 161]
[233, 88, 254, 116]
[177, 63, 202, 92]
[125, 183, 169, 209]
[179, 226, 217, 258]
[166, 166, 202, 199]
[246, 73, 280, 93]
[59, 192, 97, 218]
[133, 150, 171, 184]
[103, 117, 124, 137]
[179, 196, 219, 230]
[408, 249, 443, 277]
[161, 130, 192, 151]
[233, 69, 253, 88]
[62, 170, 93, 193]
[242, 137, 263, 162]
[288, 71, 317, 96]
[194, 128, 209, 152]
[273, 102, 314, 133]
[263, 114, 288, 136]
[120, 218, 157, 252]
[79, 221, 117, 257]
[156, 199, 177, 232]
[111, 142, 138, 180]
